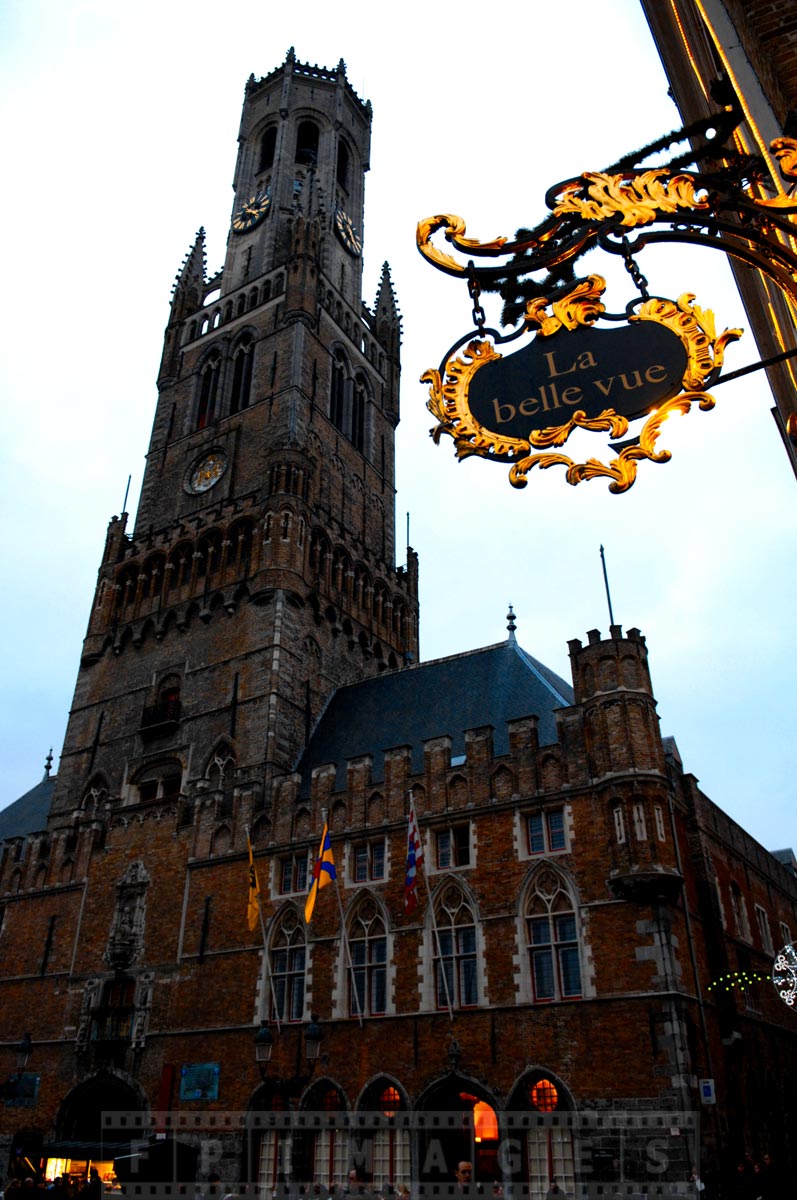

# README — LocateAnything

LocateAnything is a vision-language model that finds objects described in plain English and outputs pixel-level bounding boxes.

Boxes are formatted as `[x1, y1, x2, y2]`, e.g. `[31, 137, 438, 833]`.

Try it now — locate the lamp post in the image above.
[2, 1033, 32, 1102]
[254, 1016, 324, 1089]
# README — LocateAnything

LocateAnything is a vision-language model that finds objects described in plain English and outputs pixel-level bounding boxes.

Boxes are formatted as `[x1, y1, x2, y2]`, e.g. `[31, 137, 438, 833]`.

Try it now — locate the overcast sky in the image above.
[0, 0, 794, 856]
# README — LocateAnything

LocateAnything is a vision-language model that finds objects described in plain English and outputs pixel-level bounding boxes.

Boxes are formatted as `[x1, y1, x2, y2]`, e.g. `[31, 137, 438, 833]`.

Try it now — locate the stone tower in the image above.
[48, 50, 417, 826]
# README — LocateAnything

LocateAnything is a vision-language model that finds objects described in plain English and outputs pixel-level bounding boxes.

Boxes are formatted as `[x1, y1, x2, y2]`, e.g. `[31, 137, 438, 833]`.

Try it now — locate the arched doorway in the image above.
[505, 1071, 576, 1200]
[246, 1079, 292, 1192]
[354, 1077, 411, 1192]
[415, 1074, 501, 1194]
[45, 1074, 145, 1188]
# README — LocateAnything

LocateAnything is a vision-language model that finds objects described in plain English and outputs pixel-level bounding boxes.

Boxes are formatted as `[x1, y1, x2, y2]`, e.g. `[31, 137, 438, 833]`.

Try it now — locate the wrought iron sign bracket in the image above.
[418, 109, 797, 491]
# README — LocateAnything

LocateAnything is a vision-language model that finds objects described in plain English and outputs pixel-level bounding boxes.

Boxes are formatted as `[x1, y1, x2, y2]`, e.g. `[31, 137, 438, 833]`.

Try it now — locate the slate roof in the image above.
[0, 772, 56, 842]
[297, 636, 574, 796]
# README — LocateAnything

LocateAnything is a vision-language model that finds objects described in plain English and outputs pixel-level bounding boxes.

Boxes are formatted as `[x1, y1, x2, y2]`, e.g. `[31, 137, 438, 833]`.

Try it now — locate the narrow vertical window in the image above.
[230, 335, 254, 414]
[330, 351, 347, 432]
[352, 377, 366, 451]
[336, 140, 350, 189]
[259, 126, 277, 171]
[295, 121, 319, 165]
[197, 352, 221, 429]
[632, 802, 647, 841]
[654, 804, 666, 842]
[613, 806, 626, 844]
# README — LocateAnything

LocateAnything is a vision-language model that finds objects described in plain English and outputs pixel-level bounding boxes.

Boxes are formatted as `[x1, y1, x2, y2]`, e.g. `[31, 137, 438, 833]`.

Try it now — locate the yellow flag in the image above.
[247, 835, 260, 932]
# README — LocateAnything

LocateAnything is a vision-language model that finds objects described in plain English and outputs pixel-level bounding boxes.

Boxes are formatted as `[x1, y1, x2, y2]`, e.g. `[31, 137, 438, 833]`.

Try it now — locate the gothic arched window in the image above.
[230, 334, 254, 415]
[197, 351, 221, 429]
[336, 139, 350, 190]
[330, 349, 347, 433]
[270, 908, 306, 1022]
[196, 531, 222, 581]
[352, 375, 367, 452]
[259, 126, 277, 171]
[349, 897, 387, 1017]
[434, 884, 478, 1009]
[526, 870, 582, 1001]
[295, 120, 319, 165]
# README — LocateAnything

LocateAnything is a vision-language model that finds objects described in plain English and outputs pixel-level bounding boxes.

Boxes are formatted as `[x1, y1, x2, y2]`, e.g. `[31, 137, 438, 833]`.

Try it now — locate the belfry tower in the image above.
[49, 50, 417, 823]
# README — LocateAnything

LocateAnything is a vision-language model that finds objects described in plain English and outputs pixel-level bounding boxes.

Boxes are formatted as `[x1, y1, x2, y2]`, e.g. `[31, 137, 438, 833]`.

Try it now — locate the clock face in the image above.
[334, 207, 362, 257]
[232, 188, 271, 233]
[187, 451, 227, 494]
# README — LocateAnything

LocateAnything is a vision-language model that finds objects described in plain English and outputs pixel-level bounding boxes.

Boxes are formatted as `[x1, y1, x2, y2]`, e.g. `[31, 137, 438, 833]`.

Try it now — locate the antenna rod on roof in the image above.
[599, 544, 616, 626]
[122, 474, 131, 515]
[406, 511, 410, 548]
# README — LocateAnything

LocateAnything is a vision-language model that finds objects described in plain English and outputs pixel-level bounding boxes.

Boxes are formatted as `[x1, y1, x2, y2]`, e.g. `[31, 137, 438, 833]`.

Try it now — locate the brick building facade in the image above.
[0, 49, 796, 1200]
[639, 0, 797, 477]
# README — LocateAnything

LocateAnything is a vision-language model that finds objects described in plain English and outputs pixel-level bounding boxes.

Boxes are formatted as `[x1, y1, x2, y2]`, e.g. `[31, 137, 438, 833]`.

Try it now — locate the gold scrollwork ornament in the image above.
[422, 276, 742, 493]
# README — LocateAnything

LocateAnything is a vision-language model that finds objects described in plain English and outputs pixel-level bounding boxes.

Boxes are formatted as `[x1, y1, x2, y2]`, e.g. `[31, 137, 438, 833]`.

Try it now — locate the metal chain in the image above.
[621, 236, 650, 301]
[467, 262, 487, 332]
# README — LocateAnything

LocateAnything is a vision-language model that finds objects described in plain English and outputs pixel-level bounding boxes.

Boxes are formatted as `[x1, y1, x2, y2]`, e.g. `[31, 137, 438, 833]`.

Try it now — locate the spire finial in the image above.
[507, 605, 517, 641]
[44, 748, 53, 777]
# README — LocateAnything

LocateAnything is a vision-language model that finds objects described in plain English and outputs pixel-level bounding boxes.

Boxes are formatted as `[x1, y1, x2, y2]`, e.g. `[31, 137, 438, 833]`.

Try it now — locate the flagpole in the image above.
[325, 808, 364, 1029]
[334, 871, 364, 1028]
[410, 789, 454, 1023]
[248, 826, 281, 1033]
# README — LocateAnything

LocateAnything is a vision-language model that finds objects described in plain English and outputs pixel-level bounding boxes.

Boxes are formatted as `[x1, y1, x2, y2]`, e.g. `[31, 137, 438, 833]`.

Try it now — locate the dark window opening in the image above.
[336, 140, 350, 190]
[259, 127, 277, 171]
[331, 352, 346, 432]
[295, 121, 319, 166]
[197, 353, 221, 429]
[352, 378, 366, 452]
[436, 825, 470, 869]
[230, 335, 254, 414]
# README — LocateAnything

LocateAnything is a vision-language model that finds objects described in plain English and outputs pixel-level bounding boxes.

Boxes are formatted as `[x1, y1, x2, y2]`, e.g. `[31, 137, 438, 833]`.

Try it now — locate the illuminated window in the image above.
[613, 806, 626, 845]
[473, 1100, 498, 1142]
[527, 808, 566, 854]
[530, 1078, 558, 1111]
[380, 1086, 400, 1117]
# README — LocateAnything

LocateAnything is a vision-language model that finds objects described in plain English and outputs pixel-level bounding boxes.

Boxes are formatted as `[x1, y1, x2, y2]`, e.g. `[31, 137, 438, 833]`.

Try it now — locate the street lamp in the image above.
[255, 1022, 274, 1074]
[15, 1034, 32, 1076]
[1, 1033, 32, 1103]
[304, 1016, 322, 1063]
[254, 1016, 324, 1087]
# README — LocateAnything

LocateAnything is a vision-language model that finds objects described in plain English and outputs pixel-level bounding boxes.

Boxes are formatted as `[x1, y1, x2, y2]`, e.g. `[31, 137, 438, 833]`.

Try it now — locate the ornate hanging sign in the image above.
[423, 276, 740, 492]
[418, 113, 797, 492]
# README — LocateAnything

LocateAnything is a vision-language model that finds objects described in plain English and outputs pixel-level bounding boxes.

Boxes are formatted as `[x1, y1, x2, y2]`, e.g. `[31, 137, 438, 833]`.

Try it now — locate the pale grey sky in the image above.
[0, 0, 794, 855]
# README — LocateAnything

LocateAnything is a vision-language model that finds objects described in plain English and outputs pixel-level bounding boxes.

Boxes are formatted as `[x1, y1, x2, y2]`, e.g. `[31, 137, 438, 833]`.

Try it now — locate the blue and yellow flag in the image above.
[247, 835, 261, 932]
[305, 823, 336, 923]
